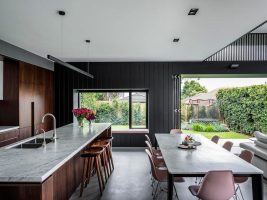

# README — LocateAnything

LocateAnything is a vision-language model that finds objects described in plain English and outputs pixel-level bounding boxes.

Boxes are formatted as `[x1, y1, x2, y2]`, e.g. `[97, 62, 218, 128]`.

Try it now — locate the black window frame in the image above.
[78, 89, 149, 130]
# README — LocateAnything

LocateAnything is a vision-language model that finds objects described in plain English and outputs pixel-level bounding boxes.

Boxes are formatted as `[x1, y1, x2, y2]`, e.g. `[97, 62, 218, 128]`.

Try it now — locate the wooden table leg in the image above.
[167, 173, 173, 200]
[252, 174, 263, 200]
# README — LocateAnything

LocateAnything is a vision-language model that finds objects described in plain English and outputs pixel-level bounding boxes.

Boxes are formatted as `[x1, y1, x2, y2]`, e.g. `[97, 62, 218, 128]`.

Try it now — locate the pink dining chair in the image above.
[234, 150, 253, 200]
[145, 149, 184, 199]
[222, 141, 234, 152]
[145, 135, 162, 156]
[145, 141, 166, 189]
[145, 134, 153, 146]
[211, 135, 220, 144]
[189, 170, 237, 200]
[170, 129, 183, 134]
[145, 141, 164, 162]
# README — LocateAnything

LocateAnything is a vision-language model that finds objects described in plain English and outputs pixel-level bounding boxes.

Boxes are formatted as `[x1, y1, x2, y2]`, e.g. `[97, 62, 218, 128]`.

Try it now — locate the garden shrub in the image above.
[191, 122, 229, 132]
[205, 125, 215, 132]
[192, 123, 205, 132]
[212, 123, 229, 132]
[217, 84, 267, 135]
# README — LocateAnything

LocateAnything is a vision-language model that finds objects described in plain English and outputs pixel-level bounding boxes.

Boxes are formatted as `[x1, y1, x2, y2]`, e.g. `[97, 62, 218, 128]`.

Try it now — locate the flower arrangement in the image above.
[85, 109, 96, 124]
[182, 135, 195, 146]
[72, 108, 96, 127]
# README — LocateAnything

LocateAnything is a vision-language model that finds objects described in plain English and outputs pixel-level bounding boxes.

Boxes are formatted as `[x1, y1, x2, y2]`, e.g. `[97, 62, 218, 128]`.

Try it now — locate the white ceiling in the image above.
[0, 0, 266, 62]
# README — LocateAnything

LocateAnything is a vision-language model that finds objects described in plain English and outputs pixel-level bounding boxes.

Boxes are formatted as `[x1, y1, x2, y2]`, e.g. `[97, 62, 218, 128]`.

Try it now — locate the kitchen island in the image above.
[0, 123, 111, 200]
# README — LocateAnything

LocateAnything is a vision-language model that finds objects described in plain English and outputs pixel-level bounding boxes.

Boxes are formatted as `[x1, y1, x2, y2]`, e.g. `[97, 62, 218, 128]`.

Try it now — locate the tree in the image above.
[80, 93, 97, 109]
[181, 80, 207, 99]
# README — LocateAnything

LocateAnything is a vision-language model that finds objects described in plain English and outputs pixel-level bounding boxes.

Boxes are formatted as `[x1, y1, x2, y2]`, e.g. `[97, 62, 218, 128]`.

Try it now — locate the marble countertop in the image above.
[0, 126, 19, 134]
[0, 123, 111, 183]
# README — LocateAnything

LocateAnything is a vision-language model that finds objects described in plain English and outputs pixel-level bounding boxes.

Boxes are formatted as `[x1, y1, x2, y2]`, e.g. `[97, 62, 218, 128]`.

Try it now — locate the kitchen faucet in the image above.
[35, 128, 46, 147]
[41, 113, 58, 140]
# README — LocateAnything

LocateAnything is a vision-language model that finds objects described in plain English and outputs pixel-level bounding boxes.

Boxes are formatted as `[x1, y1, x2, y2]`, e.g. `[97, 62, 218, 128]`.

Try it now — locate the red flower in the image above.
[72, 108, 96, 121]
[72, 108, 90, 118]
[85, 109, 96, 121]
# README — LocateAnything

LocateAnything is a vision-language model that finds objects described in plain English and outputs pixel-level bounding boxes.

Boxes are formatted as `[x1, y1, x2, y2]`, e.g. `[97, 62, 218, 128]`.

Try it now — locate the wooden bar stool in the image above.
[80, 147, 105, 197]
[92, 137, 114, 175]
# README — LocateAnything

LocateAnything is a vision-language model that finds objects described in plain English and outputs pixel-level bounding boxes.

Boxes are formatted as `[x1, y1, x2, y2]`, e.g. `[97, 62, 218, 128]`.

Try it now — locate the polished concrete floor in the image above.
[70, 151, 267, 200]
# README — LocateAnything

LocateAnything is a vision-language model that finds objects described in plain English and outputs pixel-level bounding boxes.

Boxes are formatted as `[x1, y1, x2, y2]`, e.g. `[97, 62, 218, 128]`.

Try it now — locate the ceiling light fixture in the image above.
[173, 38, 180, 43]
[47, 11, 94, 79]
[58, 10, 66, 16]
[188, 8, 199, 15]
[47, 55, 94, 78]
[85, 39, 93, 77]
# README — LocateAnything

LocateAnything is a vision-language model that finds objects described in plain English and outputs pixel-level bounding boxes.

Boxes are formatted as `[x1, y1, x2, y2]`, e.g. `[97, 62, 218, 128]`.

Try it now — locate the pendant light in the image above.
[85, 39, 91, 73]
[48, 10, 94, 79]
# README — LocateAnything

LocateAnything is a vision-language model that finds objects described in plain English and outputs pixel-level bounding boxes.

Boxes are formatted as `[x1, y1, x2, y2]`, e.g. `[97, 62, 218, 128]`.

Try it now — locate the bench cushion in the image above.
[255, 140, 267, 150]
[254, 131, 267, 144]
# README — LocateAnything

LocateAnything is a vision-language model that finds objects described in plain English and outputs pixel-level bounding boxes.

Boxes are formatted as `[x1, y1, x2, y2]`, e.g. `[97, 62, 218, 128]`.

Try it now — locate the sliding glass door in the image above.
[173, 75, 181, 129]
[179, 74, 267, 139]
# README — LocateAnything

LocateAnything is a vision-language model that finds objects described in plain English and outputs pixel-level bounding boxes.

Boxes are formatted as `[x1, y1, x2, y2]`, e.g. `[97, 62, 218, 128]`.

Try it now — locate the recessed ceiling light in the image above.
[85, 40, 91, 43]
[188, 8, 199, 15]
[173, 38, 180, 43]
[57, 10, 66, 16]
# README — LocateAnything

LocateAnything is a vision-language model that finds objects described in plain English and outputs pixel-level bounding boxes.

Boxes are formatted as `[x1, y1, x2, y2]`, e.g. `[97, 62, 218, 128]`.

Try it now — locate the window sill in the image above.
[112, 129, 149, 134]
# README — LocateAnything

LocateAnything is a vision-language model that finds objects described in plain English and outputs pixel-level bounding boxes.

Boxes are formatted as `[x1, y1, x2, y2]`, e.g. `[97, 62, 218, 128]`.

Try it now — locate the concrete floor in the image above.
[70, 151, 267, 200]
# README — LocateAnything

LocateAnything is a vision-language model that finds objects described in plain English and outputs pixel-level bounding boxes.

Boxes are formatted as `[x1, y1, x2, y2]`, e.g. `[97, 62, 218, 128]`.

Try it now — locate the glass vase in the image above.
[77, 117, 84, 127]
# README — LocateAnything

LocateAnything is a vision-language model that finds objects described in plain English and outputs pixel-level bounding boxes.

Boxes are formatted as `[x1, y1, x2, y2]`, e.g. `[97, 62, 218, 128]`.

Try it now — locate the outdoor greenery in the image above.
[182, 130, 250, 139]
[181, 104, 220, 122]
[191, 122, 229, 132]
[181, 80, 207, 99]
[217, 84, 267, 135]
[80, 92, 146, 128]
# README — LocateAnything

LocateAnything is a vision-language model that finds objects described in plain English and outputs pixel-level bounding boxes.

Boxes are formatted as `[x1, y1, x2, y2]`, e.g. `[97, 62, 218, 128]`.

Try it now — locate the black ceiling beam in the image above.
[47, 55, 94, 78]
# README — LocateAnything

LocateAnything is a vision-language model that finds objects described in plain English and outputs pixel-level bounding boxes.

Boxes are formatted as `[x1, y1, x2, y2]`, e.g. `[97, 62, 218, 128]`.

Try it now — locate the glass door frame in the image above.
[173, 75, 181, 129]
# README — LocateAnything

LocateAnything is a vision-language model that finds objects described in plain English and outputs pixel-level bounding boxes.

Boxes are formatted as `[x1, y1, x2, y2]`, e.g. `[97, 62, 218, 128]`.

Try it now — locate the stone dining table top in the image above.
[155, 133, 263, 175]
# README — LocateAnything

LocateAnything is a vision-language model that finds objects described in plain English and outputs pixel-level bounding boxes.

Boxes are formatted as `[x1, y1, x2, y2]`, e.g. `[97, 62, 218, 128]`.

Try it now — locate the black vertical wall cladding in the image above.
[205, 34, 267, 61]
[55, 61, 267, 147]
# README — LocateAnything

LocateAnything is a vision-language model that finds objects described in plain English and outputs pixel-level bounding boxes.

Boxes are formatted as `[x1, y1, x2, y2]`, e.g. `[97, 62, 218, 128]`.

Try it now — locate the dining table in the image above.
[155, 133, 263, 200]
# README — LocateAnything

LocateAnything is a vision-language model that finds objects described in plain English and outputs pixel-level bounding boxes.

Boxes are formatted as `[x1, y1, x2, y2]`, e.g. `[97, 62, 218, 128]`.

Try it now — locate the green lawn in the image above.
[182, 130, 250, 139]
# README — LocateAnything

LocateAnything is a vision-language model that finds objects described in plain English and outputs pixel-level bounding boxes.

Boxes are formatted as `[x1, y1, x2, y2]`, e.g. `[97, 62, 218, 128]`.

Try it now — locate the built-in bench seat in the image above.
[240, 131, 267, 179]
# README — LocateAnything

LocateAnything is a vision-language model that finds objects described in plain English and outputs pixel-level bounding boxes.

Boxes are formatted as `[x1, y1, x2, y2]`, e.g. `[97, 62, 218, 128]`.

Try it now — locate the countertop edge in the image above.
[0, 126, 19, 134]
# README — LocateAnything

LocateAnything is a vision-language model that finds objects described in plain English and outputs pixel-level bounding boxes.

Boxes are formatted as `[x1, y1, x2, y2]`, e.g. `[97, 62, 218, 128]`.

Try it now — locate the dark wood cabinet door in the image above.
[0, 129, 19, 147]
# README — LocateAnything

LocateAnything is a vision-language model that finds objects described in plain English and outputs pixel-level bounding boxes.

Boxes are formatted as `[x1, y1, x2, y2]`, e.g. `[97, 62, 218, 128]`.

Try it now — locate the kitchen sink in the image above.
[14, 143, 43, 149]
[11, 138, 53, 149]
[25, 138, 53, 144]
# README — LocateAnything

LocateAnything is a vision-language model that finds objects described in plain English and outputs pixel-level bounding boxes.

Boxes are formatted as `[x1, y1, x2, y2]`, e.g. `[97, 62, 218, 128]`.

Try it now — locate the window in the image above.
[79, 90, 148, 130]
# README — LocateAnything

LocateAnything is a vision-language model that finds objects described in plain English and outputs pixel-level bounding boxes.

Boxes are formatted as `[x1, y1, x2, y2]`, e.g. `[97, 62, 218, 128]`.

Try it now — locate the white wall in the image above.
[0, 61, 3, 100]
